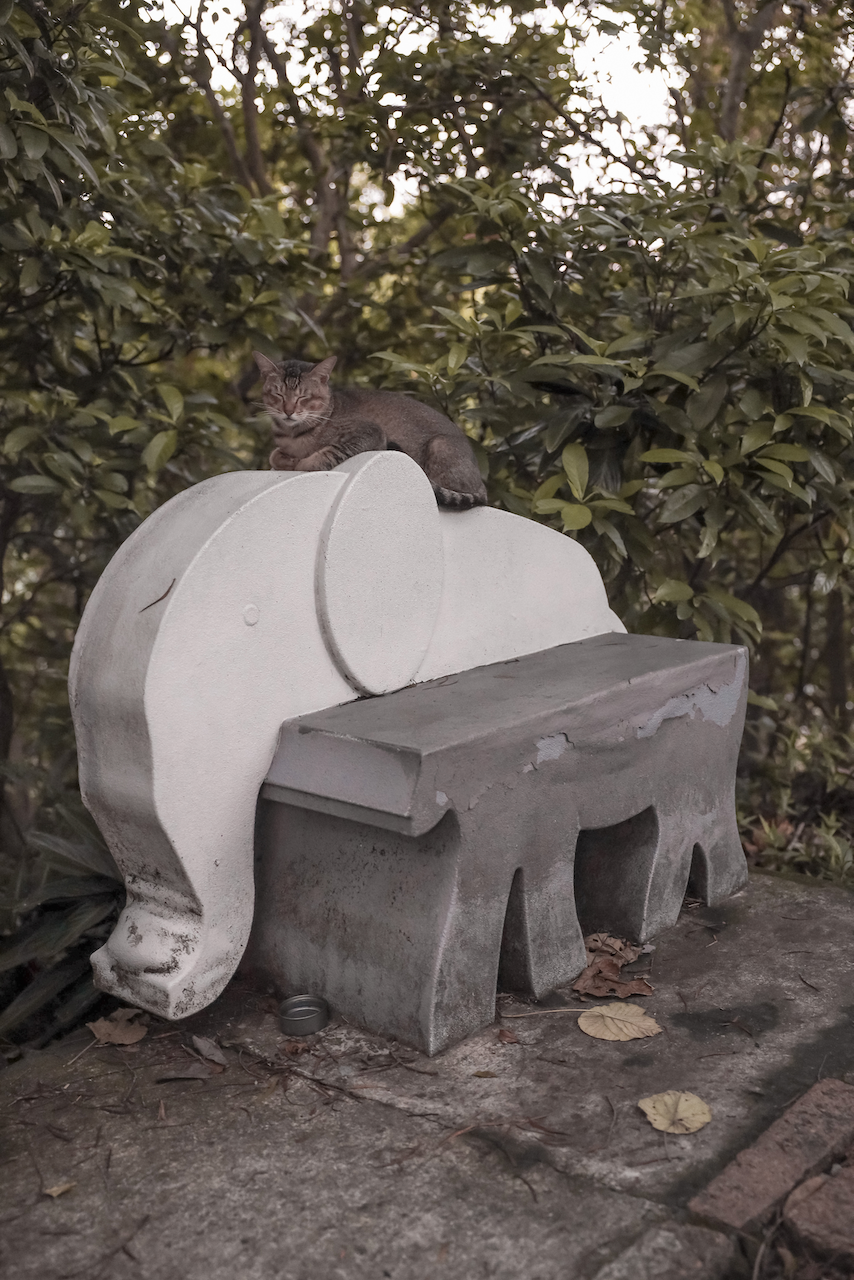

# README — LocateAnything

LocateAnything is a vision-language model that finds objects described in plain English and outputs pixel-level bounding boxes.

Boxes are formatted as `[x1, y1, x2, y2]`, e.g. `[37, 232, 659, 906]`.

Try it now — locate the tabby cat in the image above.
[254, 353, 487, 509]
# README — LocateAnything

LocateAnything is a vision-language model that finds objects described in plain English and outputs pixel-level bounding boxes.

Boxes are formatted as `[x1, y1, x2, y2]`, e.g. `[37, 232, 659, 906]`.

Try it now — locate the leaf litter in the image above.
[86, 1007, 148, 1046]
[191, 1035, 228, 1066]
[638, 1090, 712, 1133]
[577, 1002, 662, 1041]
[573, 933, 654, 999]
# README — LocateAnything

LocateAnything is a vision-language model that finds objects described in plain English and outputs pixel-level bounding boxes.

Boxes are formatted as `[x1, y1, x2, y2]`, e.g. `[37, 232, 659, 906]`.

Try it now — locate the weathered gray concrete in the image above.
[252, 633, 748, 1053]
[3, 873, 853, 1280]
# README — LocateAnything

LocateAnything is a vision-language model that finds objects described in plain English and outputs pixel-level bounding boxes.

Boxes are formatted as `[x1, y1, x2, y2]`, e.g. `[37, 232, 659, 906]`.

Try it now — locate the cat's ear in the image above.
[311, 356, 337, 384]
[253, 351, 280, 379]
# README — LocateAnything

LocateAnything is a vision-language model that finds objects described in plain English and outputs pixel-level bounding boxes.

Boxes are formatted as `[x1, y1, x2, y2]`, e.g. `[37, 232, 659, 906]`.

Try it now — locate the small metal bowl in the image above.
[279, 994, 330, 1037]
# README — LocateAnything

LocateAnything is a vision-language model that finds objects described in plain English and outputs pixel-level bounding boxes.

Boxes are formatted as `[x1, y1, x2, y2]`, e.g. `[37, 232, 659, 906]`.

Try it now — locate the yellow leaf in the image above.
[44, 1181, 76, 1198]
[577, 1002, 662, 1041]
[638, 1090, 711, 1134]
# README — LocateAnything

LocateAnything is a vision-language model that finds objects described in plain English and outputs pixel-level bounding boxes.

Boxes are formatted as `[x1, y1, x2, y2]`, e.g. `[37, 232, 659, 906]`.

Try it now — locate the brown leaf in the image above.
[584, 933, 642, 965]
[86, 1008, 148, 1046]
[638, 1090, 711, 1133]
[497, 1028, 520, 1044]
[191, 1035, 228, 1066]
[573, 953, 654, 999]
[472, 1070, 498, 1078]
[44, 1181, 76, 1198]
[577, 1002, 662, 1042]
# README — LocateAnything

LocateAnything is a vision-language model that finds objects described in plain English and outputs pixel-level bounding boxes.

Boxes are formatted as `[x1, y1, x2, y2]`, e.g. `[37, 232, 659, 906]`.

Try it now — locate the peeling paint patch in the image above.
[521, 763, 534, 774]
[637, 651, 746, 739]
[436, 791, 448, 806]
[535, 732, 570, 764]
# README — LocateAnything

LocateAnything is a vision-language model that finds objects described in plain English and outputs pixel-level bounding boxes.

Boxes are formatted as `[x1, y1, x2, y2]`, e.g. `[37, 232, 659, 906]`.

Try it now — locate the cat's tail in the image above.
[433, 486, 488, 510]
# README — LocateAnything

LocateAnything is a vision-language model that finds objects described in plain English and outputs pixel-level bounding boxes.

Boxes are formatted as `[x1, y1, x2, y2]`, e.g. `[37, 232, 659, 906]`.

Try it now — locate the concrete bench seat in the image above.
[248, 631, 748, 1055]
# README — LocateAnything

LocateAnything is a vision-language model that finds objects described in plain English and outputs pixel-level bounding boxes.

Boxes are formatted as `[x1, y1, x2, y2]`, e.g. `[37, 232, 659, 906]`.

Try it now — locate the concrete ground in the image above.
[1, 871, 853, 1280]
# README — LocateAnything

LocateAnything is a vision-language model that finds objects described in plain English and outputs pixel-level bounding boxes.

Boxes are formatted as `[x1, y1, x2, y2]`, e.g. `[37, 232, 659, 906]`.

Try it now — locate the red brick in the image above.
[688, 1078, 854, 1232]
[785, 1164, 854, 1263]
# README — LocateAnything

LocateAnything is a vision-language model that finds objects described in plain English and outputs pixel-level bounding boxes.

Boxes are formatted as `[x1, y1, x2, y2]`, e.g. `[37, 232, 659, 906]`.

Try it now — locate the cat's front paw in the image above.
[269, 449, 298, 471]
[294, 453, 333, 472]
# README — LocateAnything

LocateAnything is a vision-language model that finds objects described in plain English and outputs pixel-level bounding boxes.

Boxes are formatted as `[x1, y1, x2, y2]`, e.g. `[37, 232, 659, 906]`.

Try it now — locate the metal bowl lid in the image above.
[279, 993, 330, 1037]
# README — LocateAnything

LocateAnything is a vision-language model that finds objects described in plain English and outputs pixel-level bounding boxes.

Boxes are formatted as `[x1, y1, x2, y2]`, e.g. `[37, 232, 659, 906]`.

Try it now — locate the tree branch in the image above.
[719, 1, 782, 142]
[240, 0, 274, 196]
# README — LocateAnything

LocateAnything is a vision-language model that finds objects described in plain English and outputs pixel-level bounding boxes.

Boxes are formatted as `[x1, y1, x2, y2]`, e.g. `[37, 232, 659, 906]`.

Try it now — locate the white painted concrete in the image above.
[70, 451, 624, 1018]
[317, 452, 444, 695]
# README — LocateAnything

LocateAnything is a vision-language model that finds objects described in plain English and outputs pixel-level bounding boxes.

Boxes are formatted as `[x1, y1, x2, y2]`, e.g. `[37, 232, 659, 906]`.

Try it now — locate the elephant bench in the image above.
[69, 448, 748, 1048]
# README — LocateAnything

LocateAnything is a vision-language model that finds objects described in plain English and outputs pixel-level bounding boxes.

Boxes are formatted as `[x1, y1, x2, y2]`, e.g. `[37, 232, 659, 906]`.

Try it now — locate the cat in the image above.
[254, 353, 488, 510]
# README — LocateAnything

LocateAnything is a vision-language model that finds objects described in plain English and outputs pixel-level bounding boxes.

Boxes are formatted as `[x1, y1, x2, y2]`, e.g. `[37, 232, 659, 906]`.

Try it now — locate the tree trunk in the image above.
[824, 588, 848, 729]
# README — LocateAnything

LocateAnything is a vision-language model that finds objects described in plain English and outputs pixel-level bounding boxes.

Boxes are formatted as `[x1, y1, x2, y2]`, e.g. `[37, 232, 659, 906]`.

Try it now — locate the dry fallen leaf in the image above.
[638, 1090, 711, 1134]
[191, 1035, 228, 1066]
[573, 934, 654, 999]
[86, 1007, 148, 1046]
[585, 933, 642, 965]
[44, 1181, 76, 1198]
[497, 1028, 520, 1045]
[577, 1002, 662, 1041]
[472, 1070, 498, 1078]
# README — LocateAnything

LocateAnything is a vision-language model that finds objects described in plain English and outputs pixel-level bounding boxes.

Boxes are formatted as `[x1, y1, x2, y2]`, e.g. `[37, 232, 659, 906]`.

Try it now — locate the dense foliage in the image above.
[1, 0, 853, 1042]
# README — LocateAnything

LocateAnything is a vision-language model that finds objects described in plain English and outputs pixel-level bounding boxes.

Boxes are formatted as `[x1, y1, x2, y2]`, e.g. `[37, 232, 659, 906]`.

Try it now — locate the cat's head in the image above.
[253, 354, 336, 435]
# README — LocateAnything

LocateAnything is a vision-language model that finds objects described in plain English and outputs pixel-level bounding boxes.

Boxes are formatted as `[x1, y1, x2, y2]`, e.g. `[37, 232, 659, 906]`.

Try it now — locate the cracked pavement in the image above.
[2, 872, 853, 1280]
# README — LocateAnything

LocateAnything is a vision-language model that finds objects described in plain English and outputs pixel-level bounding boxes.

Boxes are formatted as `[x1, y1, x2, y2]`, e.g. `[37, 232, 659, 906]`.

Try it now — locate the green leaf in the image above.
[108, 415, 139, 435]
[641, 448, 694, 465]
[560, 503, 593, 530]
[756, 457, 793, 484]
[447, 343, 468, 375]
[142, 429, 178, 472]
[649, 366, 701, 392]
[19, 123, 48, 160]
[747, 690, 779, 712]
[19, 256, 41, 293]
[95, 489, 134, 509]
[594, 406, 632, 428]
[158, 385, 184, 422]
[561, 443, 588, 500]
[775, 330, 809, 366]
[0, 123, 17, 159]
[654, 579, 694, 603]
[0, 956, 91, 1039]
[807, 449, 836, 484]
[701, 459, 725, 485]
[17, 875, 120, 910]
[659, 484, 707, 524]
[704, 586, 761, 627]
[3, 426, 41, 455]
[759, 443, 810, 462]
[741, 423, 773, 454]
[739, 389, 766, 421]
[687, 375, 727, 430]
[533, 474, 565, 503]
[8, 475, 63, 495]
[0, 899, 115, 973]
